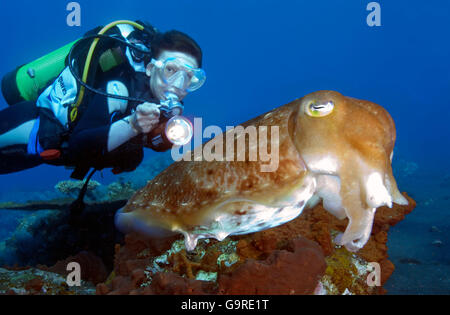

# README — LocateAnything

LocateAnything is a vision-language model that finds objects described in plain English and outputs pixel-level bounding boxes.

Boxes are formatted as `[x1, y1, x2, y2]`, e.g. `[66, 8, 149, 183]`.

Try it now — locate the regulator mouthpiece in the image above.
[159, 92, 184, 118]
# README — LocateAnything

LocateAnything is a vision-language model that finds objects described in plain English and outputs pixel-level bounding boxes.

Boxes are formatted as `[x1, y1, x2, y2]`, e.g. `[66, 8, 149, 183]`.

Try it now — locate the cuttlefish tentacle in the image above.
[335, 208, 376, 253]
[333, 143, 401, 251]
[334, 138, 407, 251]
[334, 162, 378, 252]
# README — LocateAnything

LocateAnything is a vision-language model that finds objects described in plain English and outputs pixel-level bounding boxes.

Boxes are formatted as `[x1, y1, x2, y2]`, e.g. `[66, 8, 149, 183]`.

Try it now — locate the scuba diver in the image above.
[0, 20, 205, 182]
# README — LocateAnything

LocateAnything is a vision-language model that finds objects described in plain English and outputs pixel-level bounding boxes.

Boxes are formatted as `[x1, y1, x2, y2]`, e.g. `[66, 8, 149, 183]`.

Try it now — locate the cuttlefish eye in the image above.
[306, 100, 334, 117]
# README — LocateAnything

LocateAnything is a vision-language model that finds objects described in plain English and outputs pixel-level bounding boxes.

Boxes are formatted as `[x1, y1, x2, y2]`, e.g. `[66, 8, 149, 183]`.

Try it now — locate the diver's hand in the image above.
[130, 102, 160, 134]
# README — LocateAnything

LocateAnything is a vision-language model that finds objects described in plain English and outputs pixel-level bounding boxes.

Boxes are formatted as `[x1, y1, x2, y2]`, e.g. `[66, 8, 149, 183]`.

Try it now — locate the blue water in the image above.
[0, 0, 449, 294]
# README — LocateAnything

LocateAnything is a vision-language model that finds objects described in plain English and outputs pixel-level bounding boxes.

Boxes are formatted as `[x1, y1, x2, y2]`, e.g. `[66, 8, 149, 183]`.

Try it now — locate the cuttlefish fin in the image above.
[115, 207, 177, 238]
[335, 149, 407, 252]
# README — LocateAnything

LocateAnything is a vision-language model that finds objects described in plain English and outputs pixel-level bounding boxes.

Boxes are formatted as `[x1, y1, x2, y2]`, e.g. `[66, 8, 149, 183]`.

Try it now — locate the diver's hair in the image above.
[151, 30, 203, 67]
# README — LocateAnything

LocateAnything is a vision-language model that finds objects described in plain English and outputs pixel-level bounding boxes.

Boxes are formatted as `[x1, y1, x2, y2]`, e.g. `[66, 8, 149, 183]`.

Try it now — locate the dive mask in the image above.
[151, 57, 206, 92]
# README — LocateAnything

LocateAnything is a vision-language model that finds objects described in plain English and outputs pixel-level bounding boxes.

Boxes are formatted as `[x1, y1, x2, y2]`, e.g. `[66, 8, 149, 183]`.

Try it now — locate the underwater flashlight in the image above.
[165, 116, 193, 145]
[145, 115, 193, 152]
[144, 92, 193, 151]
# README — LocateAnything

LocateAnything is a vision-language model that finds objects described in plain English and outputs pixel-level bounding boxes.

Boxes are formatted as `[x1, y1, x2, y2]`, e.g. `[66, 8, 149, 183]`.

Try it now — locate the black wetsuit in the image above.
[0, 101, 42, 173]
[0, 59, 157, 178]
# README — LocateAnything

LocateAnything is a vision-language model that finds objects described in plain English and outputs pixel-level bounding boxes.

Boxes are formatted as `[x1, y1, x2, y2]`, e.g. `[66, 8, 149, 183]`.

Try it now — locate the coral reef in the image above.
[0, 267, 95, 295]
[0, 193, 415, 295]
[98, 193, 415, 295]
[38, 251, 108, 285]
[0, 156, 173, 280]
[0, 205, 122, 269]
[97, 236, 326, 295]
[107, 181, 137, 201]
[0, 149, 416, 295]
[55, 179, 101, 200]
[0, 210, 29, 242]
[217, 237, 326, 295]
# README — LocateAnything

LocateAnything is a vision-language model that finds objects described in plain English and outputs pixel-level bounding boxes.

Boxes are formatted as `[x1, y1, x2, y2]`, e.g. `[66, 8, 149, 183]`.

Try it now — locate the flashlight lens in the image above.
[165, 116, 193, 146]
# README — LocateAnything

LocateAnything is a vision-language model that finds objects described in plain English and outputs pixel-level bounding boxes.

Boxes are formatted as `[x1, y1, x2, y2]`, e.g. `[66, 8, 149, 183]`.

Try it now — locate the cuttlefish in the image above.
[115, 90, 408, 252]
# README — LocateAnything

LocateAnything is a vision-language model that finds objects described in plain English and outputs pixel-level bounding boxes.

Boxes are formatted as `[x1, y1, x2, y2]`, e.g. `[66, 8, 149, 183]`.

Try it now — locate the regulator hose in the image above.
[67, 33, 153, 104]
[69, 20, 155, 122]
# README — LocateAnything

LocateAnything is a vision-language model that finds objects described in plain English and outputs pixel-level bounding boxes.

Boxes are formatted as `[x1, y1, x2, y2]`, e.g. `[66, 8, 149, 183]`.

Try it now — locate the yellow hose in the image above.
[70, 20, 144, 122]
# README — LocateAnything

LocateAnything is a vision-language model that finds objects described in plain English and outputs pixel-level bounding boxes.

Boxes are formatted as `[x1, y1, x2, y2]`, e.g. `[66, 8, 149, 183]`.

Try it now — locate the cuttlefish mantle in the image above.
[115, 90, 408, 252]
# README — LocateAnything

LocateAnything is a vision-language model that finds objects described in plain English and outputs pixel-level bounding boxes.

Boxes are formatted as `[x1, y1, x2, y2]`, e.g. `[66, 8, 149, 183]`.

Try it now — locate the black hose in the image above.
[69, 168, 97, 217]
[67, 34, 155, 104]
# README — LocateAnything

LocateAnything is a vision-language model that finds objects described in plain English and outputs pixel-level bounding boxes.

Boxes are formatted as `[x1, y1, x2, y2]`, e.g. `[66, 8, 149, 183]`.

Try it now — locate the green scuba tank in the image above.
[1, 40, 78, 106]
[0, 21, 139, 107]
[0, 40, 125, 106]
[2, 20, 156, 110]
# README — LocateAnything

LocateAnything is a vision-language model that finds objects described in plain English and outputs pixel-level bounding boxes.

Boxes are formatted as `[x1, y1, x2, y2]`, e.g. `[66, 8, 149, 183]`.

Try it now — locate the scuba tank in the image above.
[1, 40, 78, 106]
[1, 20, 155, 107]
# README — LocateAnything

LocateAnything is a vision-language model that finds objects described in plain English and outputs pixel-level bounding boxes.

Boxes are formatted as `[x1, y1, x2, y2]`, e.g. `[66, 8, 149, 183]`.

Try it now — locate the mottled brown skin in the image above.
[122, 100, 309, 230]
[117, 90, 407, 252]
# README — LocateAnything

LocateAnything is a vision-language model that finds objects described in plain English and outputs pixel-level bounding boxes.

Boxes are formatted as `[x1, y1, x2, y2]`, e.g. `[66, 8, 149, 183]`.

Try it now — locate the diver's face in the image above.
[146, 50, 199, 101]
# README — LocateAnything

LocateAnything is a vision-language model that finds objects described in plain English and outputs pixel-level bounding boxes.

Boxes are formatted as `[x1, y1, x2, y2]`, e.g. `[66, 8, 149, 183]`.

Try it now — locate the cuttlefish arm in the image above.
[294, 91, 407, 252]
[334, 158, 382, 252]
